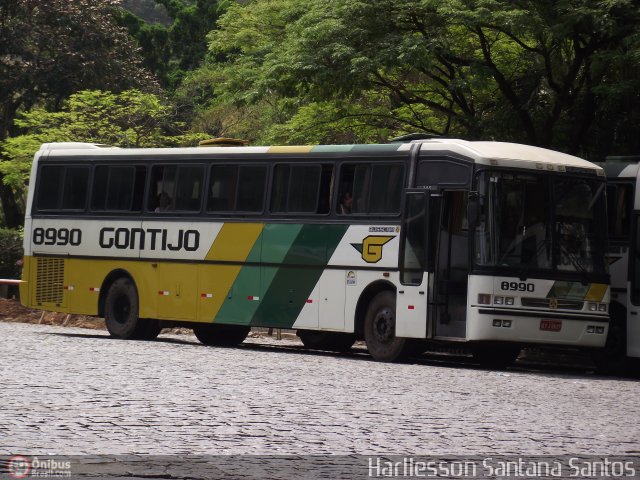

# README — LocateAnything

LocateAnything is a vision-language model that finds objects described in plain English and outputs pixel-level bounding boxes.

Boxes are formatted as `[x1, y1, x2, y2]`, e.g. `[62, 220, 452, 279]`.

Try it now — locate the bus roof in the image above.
[37, 139, 601, 172]
[600, 160, 640, 179]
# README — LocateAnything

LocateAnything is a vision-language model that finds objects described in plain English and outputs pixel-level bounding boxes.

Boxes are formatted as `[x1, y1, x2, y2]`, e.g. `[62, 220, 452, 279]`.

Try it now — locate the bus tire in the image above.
[132, 319, 163, 341]
[193, 324, 250, 347]
[104, 277, 142, 339]
[364, 291, 407, 362]
[297, 330, 356, 352]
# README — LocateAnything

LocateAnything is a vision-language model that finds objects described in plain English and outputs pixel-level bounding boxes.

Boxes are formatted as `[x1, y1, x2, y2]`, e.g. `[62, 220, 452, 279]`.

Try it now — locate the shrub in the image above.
[0, 228, 23, 279]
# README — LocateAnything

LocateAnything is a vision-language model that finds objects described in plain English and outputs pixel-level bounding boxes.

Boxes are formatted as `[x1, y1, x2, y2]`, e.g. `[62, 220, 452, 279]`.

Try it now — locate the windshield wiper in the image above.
[518, 237, 551, 281]
[559, 246, 590, 285]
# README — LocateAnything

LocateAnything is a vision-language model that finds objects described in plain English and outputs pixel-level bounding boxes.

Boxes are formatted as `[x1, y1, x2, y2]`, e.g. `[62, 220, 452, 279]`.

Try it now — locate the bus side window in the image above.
[337, 163, 404, 215]
[207, 164, 267, 213]
[36, 166, 65, 210]
[35, 165, 89, 212]
[236, 165, 266, 212]
[271, 164, 330, 214]
[337, 164, 366, 214]
[208, 165, 236, 212]
[148, 165, 204, 213]
[607, 183, 633, 240]
[370, 164, 403, 214]
[148, 165, 176, 212]
[60, 167, 89, 210]
[91, 165, 145, 212]
[174, 165, 204, 211]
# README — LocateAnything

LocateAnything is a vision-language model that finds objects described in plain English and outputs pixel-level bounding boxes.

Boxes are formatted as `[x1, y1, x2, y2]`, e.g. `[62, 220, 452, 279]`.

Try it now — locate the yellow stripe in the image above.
[585, 283, 608, 302]
[268, 145, 314, 153]
[205, 223, 264, 261]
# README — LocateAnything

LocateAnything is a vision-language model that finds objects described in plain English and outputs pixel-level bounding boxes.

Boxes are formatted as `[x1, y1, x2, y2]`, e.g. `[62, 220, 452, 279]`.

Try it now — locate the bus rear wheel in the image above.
[105, 277, 160, 340]
[297, 330, 357, 352]
[364, 291, 408, 362]
[193, 324, 250, 346]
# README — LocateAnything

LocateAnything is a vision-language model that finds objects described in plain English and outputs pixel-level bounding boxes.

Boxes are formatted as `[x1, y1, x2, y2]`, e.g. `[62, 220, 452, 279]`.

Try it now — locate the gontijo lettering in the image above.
[99, 227, 200, 251]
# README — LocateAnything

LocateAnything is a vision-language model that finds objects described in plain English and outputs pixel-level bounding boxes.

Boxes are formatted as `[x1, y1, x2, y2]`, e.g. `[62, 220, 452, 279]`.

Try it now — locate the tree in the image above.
[121, 0, 230, 89]
[0, 0, 155, 227]
[0, 90, 207, 205]
[188, 0, 640, 158]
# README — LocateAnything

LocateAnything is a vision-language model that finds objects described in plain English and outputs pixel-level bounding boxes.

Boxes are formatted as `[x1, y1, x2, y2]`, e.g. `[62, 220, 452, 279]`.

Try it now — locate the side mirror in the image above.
[468, 191, 480, 228]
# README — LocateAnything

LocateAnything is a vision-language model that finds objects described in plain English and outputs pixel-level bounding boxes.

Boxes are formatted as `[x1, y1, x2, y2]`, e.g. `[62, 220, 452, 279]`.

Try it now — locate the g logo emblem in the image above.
[351, 235, 395, 263]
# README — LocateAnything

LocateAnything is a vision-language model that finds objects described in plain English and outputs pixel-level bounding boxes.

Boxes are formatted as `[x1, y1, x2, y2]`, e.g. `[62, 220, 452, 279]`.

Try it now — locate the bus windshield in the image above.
[473, 171, 607, 276]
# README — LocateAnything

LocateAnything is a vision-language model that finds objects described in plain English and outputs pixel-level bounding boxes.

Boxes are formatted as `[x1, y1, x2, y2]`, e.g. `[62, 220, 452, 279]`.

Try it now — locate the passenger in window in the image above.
[155, 192, 172, 212]
[339, 192, 353, 214]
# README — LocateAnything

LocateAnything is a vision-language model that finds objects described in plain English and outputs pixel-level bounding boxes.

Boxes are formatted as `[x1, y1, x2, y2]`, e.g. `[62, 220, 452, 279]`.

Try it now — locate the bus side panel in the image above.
[212, 223, 300, 326]
[395, 273, 429, 338]
[250, 224, 348, 328]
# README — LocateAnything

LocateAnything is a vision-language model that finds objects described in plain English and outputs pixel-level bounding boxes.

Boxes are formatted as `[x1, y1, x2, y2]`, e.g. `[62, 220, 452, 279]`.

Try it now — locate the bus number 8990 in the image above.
[501, 281, 535, 292]
[33, 227, 82, 246]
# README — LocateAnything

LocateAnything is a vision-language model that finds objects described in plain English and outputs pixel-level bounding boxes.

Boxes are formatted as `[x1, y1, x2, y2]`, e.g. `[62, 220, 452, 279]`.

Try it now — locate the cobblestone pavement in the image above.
[1, 321, 639, 460]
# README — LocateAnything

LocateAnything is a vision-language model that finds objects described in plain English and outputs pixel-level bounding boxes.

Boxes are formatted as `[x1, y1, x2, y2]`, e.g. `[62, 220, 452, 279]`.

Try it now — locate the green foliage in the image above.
[0, 89, 208, 195]
[0, 0, 157, 228]
[187, 0, 640, 157]
[0, 0, 154, 134]
[122, 0, 230, 89]
[0, 228, 23, 280]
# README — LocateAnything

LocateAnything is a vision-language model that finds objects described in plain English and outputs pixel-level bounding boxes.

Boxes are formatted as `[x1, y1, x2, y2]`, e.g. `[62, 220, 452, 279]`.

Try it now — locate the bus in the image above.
[19, 139, 610, 365]
[599, 156, 640, 369]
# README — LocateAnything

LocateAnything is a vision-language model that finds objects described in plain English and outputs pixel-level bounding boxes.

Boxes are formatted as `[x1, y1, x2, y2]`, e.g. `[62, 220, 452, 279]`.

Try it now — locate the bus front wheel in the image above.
[193, 324, 250, 346]
[104, 277, 161, 340]
[364, 291, 408, 362]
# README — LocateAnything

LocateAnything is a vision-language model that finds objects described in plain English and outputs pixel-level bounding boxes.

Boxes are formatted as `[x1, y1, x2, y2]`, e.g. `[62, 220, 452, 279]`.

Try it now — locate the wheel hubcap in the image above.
[373, 307, 394, 343]
[113, 295, 130, 324]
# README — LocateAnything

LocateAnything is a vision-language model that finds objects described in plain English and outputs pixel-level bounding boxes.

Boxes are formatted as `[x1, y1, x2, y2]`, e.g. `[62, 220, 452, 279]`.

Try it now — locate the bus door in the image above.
[432, 190, 469, 339]
[398, 190, 433, 338]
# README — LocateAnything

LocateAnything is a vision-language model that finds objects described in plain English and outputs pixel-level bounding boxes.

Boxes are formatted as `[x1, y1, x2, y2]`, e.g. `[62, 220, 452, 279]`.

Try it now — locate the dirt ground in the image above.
[0, 298, 295, 339]
[0, 297, 105, 329]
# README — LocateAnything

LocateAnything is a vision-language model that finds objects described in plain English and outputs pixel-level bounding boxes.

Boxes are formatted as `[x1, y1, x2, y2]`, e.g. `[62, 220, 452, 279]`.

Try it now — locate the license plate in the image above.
[540, 319, 562, 332]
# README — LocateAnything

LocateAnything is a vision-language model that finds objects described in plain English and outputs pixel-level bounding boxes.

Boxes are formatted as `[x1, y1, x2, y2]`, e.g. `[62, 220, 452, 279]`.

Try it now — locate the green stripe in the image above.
[214, 224, 302, 325]
[349, 144, 403, 153]
[310, 145, 354, 153]
[250, 224, 348, 327]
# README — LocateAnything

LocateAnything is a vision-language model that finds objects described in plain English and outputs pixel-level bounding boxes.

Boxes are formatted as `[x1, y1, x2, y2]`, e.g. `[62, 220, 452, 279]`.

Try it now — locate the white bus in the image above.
[599, 156, 640, 369]
[19, 138, 610, 365]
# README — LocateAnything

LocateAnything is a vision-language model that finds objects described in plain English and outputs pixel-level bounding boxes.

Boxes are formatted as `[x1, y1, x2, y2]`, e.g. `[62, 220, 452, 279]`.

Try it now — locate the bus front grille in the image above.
[521, 297, 584, 310]
[35, 257, 65, 305]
